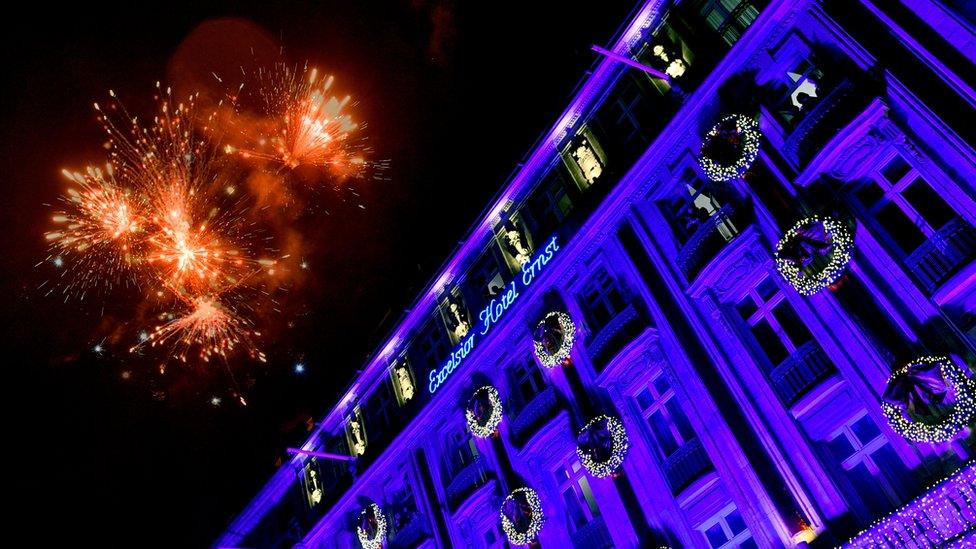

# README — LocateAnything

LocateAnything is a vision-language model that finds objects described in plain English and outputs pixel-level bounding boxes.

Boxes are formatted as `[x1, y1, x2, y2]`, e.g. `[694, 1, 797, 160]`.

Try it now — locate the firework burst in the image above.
[225, 63, 373, 178]
[134, 293, 265, 364]
[44, 164, 148, 297]
[44, 83, 278, 368]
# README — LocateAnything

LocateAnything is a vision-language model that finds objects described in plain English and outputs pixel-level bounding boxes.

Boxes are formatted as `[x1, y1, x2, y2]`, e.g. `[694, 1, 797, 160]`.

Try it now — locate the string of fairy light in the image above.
[500, 487, 545, 546]
[881, 356, 976, 443]
[577, 415, 631, 478]
[775, 216, 855, 296]
[355, 503, 386, 549]
[697, 114, 761, 182]
[466, 385, 503, 438]
[842, 463, 975, 547]
[533, 311, 576, 368]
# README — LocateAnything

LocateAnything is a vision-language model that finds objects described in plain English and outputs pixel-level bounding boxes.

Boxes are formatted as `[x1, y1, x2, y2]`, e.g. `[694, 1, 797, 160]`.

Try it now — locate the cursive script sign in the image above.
[428, 236, 560, 393]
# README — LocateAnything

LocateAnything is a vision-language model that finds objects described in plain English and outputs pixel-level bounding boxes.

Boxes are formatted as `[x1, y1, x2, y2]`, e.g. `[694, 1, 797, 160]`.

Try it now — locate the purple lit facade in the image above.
[217, 0, 976, 547]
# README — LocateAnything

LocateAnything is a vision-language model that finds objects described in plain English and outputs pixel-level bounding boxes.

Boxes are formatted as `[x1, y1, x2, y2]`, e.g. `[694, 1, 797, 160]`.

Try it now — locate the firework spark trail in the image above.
[132, 293, 266, 364]
[45, 83, 281, 370]
[44, 164, 148, 297]
[225, 63, 373, 178]
[41, 59, 375, 396]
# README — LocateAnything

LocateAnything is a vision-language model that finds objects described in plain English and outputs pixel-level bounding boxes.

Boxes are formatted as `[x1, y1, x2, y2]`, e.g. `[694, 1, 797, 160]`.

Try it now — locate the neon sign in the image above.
[428, 236, 560, 393]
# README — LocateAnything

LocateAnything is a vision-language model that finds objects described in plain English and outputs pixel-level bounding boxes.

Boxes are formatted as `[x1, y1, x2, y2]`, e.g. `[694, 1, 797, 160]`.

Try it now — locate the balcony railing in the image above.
[676, 204, 751, 281]
[388, 512, 429, 549]
[843, 464, 976, 547]
[572, 516, 614, 549]
[783, 79, 870, 168]
[769, 341, 836, 406]
[904, 217, 976, 294]
[587, 302, 648, 372]
[663, 438, 712, 494]
[510, 385, 561, 446]
[446, 456, 491, 510]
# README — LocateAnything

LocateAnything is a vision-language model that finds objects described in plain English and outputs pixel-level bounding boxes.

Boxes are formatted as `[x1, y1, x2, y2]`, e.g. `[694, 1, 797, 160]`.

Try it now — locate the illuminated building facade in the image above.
[217, 0, 976, 547]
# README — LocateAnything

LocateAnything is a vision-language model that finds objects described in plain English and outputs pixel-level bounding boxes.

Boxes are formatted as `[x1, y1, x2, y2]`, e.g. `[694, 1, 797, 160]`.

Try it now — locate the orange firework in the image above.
[144, 179, 256, 293]
[44, 164, 148, 297]
[226, 63, 371, 177]
[44, 83, 279, 368]
[134, 293, 265, 363]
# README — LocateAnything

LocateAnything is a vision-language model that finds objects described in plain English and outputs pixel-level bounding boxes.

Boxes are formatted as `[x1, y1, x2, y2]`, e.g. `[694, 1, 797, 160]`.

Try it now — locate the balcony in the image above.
[571, 516, 614, 549]
[446, 456, 491, 510]
[510, 385, 561, 446]
[387, 513, 429, 549]
[769, 341, 836, 406]
[677, 203, 753, 281]
[663, 438, 713, 494]
[586, 303, 649, 372]
[904, 217, 976, 294]
[843, 464, 976, 547]
[782, 79, 872, 168]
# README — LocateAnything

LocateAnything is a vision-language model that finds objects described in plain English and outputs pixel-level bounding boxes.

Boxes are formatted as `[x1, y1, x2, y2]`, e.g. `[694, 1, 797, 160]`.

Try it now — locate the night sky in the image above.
[3, 2, 635, 546]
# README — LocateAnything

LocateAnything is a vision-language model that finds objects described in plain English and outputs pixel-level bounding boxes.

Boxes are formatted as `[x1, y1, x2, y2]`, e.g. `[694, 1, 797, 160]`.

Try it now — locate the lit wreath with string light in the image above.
[500, 487, 545, 546]
[881, 356, 976, 443]
[465, 385, 503, 438]
[698, 114, 761, 182]
[576, 415, 630, 478]
[533, 312, 576, 368]
[356, 503, 387, 549]
[775, 216, 854, 295]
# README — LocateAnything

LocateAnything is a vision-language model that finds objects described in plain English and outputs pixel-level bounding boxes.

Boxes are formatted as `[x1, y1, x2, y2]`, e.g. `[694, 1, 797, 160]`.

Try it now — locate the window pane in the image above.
[653, 375, 671, 396]
[739, 538, 758, 549]
[751, 319, 789, 365]
[851, 415, 882, 444]
[757, 277, 778, 301]
[736, 296, 758, 321]
[705, 522, 730, 548]
[772, 302, 813, 348]
[827, 434, 855, 463]
[876, 202, 926, 254]
[666, 399, 696, 442]
[563, 487, 587, 529]
[871, 444, 908, 502]
[637, 388, 655, 410]
[855, 182, 884, 209]
[902, 178, 956, 230]
[649, 410, 680, 456]
[847, 462, 889, 516]
[882, 156, 911, 184]
[726, 509, 747, 535]
[578, 476, 601, 518]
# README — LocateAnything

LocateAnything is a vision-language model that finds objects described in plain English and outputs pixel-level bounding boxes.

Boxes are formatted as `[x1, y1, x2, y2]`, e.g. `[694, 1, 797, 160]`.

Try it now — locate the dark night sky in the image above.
[2, 1, 635, 546]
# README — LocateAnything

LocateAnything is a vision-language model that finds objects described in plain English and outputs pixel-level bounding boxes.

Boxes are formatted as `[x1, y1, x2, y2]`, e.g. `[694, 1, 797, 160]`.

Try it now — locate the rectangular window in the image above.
[659, 172, 739, 247]
[508, 356, 547, 408]
[555, 458, 601, 531]
[853, 153, 964, 256]
[417, 320, 450, 371]
[578, 266, 627, 332]
[827, 412, 908, 516]
[527, 171, 573, 239]
[736, 277, 814, 369]
[444, 429, 479, 479]
[469, 249, 507, 301]
[605, 78, 651, 145]
[698, 0, 760, 46]
[699, 503, 755, 548]
[773, 57, 827, 129]
[635, 372, 696, 459]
